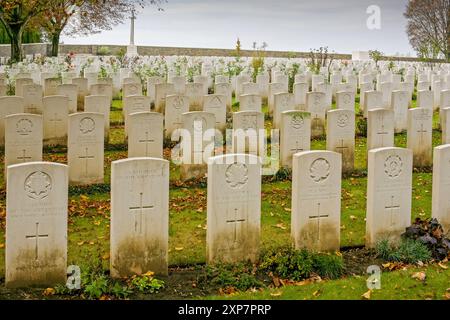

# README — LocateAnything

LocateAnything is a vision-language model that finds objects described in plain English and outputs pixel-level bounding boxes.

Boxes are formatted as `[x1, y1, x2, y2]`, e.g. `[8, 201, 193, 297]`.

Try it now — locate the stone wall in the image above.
[0, 43, 443, 63]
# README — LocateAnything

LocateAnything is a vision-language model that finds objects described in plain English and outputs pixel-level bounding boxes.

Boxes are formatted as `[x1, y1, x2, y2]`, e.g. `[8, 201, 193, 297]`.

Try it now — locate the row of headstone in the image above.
[6, 146, 449, 287]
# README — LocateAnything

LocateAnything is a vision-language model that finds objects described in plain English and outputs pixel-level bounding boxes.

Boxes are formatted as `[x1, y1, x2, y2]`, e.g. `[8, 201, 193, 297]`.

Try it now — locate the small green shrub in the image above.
[130, 273, 165, 294]
[375, 239, 432, 264]
[205, 263, 263, 291]
[260, 246, 344, 281]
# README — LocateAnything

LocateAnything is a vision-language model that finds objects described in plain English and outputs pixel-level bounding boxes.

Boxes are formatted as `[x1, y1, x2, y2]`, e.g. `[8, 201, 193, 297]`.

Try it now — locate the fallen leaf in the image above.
[77, 241, 85, 246]
[411, 272, 426, 282]
[275, 223, 286, 230]
[270, 291, 282, 297]
[175, 247, 184, 251]
[438, 262, 448, 270]
[312, 290, 321, 297]
[350, 215, 357, 220]
[42, 288, 55, 296]
[361, 290, 371, 300]
[102, 253, 110, 260]
[283, 207, 291, 212]
[0, 243, 4, 249]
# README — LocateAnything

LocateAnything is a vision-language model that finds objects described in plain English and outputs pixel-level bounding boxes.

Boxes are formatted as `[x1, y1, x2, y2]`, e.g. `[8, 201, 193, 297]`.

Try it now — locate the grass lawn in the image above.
[0, 93, 448, 300]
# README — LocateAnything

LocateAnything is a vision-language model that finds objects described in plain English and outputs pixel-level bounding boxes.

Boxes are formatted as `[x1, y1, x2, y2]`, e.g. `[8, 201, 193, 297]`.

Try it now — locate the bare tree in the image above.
[404, 0, 450, 61]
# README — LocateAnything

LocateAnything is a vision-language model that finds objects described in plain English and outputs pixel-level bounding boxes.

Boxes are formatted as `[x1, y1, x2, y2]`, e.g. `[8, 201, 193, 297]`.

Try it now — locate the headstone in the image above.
[90, 83, 113, 104]
[185, 82, 204, 111]
[367, 108, 394, 151]
[293, 83, 308, 110]
[43, 78, 61, 96]
[268, 83, 286, 115]
[232, 111, 265, 155]
[363, 91, 383, 118]
[273, 93, 295, 129]
[366, 147, 413, 247]
[291, 151, 341, 251]
[169, 75, 186, 95]
[15, 78, 34, 97]
[306, 92, 326, 138]
[336, 91, 355, 111]
[43, 96, 68, 146]
[68, 112, 104, 184]
[180, 111, 215, 180]
[214, 83, 232, 112]
[326, 109, 355, 172]
[280, 111, 311, 168]
[5, 114, 43, 170]
[84, 95, 111, 142]
[203, 94, 226, 131]
[57, 84, 78, 114]
[72, 78, 88, 110]
[164, 94, 189, 139]
[123, 95, 151, 135]
[239, 94, 262, 112]
[123, 83, 143, 98]
[6, 162, 68, 288]
[128, 112, 163, 158]
[154, 83, 175, 113]
[441, 90, 450, 109]
[206, 154, 261, 263]
[146, 76, 163, 107]
[256, 73, 269, 99]
[0, 96, 25, 146]
[441, 107, 450, 144]
[110, 158, 169, 277]
[417, 90, 433, 110]
[22, 84, 43, 114]
[407, 108, 432, 167]
[391, 90, 409, 133]
[359, 82, 374, 112]
[432, 145, 450, 231]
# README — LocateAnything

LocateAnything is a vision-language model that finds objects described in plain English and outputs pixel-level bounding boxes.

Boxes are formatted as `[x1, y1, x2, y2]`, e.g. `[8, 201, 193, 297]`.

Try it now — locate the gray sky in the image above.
[61, 0, 414, 56]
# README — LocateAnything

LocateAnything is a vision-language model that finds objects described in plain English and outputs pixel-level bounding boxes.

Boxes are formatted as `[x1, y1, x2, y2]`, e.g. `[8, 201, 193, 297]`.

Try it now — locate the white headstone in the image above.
[367, 108, 394, 151]
[110, 157, 169, 277]
[280, 111, 311, 168]
[6, 162, 68, 288]
[128, 112, 163, 158]
[432, 145, 450, 231]
[68, 112, 104, 184]
[407, 108, 433, 167]
[326, 109, 355, 172]
[206, 154, 261, 263]
[366, 147, 412, 247]
[292, 151, 341, 251]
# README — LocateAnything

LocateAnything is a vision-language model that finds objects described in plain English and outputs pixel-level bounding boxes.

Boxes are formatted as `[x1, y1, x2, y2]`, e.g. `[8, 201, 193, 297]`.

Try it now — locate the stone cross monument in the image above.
[126, 9, 138, 57]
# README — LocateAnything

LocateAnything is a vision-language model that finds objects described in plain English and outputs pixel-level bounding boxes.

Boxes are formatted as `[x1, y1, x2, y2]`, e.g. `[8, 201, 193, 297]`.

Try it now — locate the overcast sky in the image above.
[61, 0, 414, 56]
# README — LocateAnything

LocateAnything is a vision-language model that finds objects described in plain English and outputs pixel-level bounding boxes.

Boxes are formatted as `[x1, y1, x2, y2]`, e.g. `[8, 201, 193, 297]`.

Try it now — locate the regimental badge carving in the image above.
[173, 96, 183, 109]
[337, 114, 349, 128]
[384, 155, 403, 178]
[193, 117, 206, 132]
[225, 163, 249, 189]
[242, 115, 257, 130]
[16, 118, 33, 135]
[291, 114, 305, 129]
[24, 171, 52, 200]
[343, 93, 351, 105]
[79, 117, 95, 134]
[310, 158, 331, 182]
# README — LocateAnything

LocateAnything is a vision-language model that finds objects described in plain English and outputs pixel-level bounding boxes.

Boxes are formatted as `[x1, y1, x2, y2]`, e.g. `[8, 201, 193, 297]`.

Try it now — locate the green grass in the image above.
[0, 93, 446, 300]
[207, 265, 450, 300]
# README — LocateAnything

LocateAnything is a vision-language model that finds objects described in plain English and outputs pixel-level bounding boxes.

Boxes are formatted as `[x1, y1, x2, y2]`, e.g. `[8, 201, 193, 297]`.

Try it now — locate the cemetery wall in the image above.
[0, 43, 444, 62]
